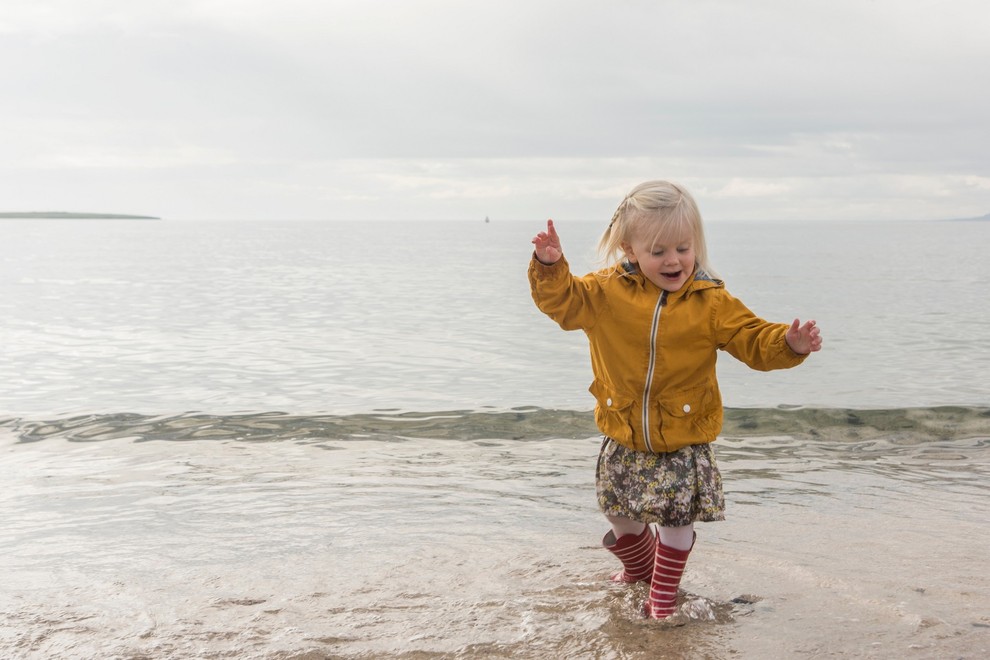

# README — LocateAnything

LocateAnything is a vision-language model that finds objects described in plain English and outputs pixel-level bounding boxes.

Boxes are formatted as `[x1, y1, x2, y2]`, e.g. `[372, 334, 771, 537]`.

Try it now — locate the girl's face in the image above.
[622, 232, 696, 292]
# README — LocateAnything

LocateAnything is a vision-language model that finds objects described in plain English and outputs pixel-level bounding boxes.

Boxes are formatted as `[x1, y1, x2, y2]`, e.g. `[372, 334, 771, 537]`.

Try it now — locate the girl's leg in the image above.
[606, 515, 646, 538]
[645, 523, 696, 619]
[602, 515, 654, 583]
[657, 523, 694, 551]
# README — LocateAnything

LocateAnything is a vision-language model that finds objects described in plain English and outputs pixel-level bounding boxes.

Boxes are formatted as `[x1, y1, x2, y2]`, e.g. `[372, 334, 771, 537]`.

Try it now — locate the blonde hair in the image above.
[596, 180, 717, 277]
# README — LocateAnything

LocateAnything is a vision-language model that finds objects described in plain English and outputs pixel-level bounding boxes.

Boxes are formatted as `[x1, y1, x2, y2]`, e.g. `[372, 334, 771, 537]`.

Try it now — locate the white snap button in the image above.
[606, 398, 613, 407]
[683, 404, 691, 413]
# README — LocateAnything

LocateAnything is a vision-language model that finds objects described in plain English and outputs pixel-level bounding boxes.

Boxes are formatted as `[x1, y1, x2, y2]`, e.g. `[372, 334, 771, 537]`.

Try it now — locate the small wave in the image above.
[2, 406, 988, 446]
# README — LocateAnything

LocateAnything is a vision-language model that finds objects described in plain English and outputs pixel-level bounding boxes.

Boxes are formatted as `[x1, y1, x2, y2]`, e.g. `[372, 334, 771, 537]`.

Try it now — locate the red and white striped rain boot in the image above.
[644, 534, 695, 619]
[602, 525, 656, 583]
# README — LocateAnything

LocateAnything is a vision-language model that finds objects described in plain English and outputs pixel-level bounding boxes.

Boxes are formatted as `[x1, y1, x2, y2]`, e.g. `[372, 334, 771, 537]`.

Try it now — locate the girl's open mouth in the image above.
[661, 271, 682, 280]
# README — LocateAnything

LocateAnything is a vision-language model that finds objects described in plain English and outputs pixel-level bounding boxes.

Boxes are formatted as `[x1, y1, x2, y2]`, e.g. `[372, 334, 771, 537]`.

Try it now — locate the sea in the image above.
[1, 218, 988, 659]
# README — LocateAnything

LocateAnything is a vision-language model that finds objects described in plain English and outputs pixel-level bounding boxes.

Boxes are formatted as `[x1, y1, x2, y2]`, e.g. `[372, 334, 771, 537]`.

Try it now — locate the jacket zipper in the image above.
[641, 291, 667, 453]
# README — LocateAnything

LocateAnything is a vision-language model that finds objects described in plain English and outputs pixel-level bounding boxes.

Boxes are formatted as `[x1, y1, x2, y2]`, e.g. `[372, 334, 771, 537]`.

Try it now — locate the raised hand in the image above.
[786, 319, 822, 355]
[532, 219, 563, 265]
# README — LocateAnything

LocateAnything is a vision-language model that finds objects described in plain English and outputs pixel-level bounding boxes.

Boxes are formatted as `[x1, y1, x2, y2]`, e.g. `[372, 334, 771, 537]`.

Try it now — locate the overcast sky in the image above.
[2, 0, 988, 222]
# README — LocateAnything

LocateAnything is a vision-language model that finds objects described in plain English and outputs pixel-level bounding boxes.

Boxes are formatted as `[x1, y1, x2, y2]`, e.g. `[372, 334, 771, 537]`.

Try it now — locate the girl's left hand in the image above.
[786, 319, 822, 355]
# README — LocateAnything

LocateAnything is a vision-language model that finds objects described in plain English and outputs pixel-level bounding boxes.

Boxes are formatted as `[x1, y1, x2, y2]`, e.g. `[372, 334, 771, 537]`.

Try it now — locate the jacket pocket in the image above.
[589, 380, 636, 445]
[658, 384, 720, 442]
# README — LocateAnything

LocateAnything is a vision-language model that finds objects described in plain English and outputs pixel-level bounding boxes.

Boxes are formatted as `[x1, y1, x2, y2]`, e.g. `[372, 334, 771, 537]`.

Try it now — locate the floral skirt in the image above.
[595, 437, 725, 527]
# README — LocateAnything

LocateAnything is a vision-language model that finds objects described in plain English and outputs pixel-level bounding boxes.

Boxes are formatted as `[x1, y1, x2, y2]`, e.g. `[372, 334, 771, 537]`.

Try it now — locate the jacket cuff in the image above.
[529, 254, 569, 280]
[778, 334, 810, 366]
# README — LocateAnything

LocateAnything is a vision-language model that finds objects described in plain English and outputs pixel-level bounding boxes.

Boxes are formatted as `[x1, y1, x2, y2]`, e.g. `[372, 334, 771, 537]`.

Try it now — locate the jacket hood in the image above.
[616, 261, 723, 300]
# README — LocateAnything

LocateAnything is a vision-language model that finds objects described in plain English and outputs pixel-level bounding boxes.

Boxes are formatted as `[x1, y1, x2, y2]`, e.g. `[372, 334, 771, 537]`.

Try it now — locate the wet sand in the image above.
[2, 429, 988, 658]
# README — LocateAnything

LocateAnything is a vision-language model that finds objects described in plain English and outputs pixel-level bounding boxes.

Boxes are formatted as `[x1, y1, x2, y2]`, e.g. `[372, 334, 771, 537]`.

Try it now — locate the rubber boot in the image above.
[644, 534, 695, 619]
[603, 525, 655, 583]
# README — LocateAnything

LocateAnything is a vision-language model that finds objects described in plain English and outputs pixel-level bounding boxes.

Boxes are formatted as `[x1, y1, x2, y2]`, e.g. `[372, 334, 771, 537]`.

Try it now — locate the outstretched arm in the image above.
[786, 319, 822, 355]
[532, 219, 563, 265]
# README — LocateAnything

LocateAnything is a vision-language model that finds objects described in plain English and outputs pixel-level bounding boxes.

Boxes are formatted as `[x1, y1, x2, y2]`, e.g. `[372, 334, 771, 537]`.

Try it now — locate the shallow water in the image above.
[2, 413, 988, 658]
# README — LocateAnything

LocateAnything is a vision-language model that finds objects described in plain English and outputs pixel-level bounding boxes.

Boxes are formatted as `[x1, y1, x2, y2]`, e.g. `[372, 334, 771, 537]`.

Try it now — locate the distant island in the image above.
[0, 211, 159, 220]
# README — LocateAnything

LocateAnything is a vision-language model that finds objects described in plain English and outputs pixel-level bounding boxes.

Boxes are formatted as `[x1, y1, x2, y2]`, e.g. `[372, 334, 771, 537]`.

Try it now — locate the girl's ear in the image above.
[620, 241, 637, 263]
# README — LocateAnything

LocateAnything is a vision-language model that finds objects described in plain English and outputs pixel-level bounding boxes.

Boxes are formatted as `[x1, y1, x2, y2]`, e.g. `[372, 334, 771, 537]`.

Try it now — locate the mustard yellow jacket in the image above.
[529, 255, 807, 453]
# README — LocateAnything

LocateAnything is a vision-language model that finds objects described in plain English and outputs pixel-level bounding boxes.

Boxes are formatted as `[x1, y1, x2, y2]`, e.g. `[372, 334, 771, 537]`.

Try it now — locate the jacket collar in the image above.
[618, 262, 723, 299]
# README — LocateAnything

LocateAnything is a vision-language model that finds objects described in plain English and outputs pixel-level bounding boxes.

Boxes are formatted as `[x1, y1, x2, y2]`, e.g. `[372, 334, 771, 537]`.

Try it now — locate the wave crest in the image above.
[3, 406, 988, 445]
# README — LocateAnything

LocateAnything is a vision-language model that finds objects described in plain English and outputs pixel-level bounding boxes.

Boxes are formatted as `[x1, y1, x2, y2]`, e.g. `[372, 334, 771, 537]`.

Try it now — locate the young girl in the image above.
[528, 180, 822, 620]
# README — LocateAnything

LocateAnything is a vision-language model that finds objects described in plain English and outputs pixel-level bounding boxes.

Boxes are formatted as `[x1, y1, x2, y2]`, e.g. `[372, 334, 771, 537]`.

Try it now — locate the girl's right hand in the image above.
[532, 219, 563, 265]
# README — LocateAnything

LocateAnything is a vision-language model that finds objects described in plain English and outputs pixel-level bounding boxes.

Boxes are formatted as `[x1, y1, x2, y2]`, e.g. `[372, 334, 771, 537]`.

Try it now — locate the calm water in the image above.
[2, 219, 989, 658]
[2, 219, 989, 415]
